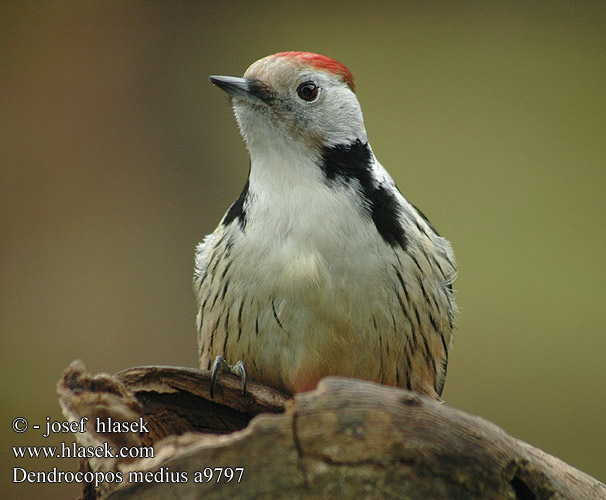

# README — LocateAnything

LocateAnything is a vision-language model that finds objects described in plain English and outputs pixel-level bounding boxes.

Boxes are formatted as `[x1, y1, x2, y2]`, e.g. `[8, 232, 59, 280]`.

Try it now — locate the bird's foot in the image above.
[210, 355, 248, 398]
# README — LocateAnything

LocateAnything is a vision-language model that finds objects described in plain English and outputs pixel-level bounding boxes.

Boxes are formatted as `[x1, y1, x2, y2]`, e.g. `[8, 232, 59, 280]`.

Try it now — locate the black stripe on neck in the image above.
[319, 140, 407, 250]
[222, 177, 249, 230]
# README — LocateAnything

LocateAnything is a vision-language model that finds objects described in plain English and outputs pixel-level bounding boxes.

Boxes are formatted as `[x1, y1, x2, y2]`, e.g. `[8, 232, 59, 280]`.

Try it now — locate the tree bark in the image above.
[57, 360, 605, 500]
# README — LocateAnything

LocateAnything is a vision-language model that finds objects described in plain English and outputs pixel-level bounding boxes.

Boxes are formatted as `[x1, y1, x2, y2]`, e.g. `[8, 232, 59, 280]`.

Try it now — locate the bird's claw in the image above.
[210, 355, 248, 398]
[232, 360, 248, 396]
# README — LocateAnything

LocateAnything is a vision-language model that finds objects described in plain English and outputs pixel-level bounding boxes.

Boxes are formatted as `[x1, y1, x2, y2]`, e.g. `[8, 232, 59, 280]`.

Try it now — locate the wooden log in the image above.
[57, 360, 606, 500]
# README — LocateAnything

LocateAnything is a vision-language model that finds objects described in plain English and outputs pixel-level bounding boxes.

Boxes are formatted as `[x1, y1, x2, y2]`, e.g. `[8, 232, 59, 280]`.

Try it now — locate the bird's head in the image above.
[210, 52, 367, 156]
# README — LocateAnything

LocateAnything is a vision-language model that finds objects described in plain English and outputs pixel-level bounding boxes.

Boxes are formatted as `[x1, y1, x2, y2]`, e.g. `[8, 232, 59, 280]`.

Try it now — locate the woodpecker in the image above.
[194, 52, 457, 399]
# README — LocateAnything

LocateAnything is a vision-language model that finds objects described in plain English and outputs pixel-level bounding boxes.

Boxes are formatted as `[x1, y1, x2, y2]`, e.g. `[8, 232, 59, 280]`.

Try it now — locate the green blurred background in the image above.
[2, 2, 604, 497]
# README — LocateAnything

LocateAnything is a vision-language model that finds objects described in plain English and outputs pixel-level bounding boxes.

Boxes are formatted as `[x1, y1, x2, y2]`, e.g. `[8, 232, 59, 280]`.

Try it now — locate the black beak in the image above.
[210, 75, 273, 104]
[210, 76, 254, 101]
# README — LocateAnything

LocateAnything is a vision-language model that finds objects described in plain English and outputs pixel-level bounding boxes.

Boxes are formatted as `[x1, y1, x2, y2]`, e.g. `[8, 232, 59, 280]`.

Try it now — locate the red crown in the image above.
[274, 52, 355, 91]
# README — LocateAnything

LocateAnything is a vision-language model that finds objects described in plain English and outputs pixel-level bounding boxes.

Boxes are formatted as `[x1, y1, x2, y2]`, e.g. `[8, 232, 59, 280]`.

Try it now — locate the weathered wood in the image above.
[57, 361, 606, 500]
[115, 365, 289, 438]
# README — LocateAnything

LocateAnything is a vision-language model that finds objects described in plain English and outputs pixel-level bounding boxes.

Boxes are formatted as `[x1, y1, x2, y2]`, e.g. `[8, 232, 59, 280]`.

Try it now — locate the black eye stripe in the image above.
[248, 80, 275, 101]
[297, 82, 318, 101]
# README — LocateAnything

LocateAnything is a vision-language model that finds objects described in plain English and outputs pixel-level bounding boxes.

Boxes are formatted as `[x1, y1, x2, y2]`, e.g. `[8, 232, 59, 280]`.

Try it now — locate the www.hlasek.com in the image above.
[12, 416, 244, 488]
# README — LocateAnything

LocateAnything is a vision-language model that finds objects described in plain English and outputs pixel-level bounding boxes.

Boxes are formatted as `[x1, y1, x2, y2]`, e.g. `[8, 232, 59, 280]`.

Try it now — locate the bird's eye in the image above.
[297, 82, 318, 101]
